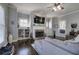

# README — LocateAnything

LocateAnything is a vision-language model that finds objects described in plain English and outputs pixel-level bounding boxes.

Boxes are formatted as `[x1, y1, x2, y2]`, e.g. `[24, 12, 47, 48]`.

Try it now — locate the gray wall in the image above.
[8, 6, 79, 40]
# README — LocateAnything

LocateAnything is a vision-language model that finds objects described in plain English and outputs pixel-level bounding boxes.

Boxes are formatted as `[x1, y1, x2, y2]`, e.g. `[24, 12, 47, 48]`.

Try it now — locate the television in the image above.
[34, 16, 45, 24]
[60, 29, 65, 34]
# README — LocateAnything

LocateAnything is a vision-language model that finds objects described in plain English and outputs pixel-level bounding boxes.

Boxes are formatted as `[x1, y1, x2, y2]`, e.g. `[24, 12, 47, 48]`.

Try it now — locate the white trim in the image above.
[60, 9, 79, 17]
[12, 39, 18, 43]
[47, 10, 79, 18]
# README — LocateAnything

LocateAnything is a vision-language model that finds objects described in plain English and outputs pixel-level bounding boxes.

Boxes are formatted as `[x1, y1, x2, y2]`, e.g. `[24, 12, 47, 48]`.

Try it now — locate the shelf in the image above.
[18, 28, 30, 39]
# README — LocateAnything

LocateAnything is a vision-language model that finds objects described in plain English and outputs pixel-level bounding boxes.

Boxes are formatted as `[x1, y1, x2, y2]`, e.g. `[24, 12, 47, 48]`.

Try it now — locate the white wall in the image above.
[61, 10, 79, 35]
[0, 4, 8, 48]
[8, 4, 79, 41]
[47, 17, 67, 38]
[49, 10, 79, 38]
[32, 10, 79, 38]
[45, 17, 66, 37]
[8, 5, 18, 42]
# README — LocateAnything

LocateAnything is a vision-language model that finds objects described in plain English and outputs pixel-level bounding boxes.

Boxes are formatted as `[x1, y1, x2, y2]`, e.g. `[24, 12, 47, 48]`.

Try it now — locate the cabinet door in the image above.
[18, 29, 24, 37]
[25, 29, 29, 37]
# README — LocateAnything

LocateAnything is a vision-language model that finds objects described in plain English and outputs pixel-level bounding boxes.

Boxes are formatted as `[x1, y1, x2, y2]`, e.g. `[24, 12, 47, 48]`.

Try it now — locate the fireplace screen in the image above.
[35, 30, 44, 38]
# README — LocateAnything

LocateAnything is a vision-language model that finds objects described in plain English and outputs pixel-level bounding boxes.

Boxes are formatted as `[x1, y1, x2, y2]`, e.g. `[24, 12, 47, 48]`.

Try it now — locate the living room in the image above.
[0, 3, 79, 55]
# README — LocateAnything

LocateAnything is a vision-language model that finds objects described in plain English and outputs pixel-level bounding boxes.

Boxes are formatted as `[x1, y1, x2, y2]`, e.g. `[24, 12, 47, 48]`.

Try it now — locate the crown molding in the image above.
[60, 9, 79, 17]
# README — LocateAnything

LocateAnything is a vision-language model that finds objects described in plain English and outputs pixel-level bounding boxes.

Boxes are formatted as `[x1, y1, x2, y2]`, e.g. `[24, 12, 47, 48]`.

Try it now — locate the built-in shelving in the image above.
[18, 28, 30, 39]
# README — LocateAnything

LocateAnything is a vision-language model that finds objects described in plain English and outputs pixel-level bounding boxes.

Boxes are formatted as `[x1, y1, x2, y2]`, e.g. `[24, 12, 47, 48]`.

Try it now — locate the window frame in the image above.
[0, 5, 5, 44]
[19, 18, 30, 28]
[59, 20, 66, 30]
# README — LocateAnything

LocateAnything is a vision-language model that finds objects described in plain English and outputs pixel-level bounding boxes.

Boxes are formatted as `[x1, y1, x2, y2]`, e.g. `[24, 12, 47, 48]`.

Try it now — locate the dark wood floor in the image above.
[12, 39, 38, 55]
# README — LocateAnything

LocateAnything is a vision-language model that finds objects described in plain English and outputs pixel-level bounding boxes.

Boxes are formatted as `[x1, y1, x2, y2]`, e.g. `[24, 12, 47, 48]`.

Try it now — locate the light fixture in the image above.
[53, 3, 64, 11]
[48, 3, 64, 12]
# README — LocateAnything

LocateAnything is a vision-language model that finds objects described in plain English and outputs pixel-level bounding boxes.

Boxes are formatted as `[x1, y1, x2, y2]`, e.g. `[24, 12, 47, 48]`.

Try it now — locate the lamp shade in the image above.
[71, 24, 77, 28]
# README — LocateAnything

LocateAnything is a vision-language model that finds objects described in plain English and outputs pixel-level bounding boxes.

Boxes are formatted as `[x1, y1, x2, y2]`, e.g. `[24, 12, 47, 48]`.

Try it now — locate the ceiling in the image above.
[12, 3, 79, 17]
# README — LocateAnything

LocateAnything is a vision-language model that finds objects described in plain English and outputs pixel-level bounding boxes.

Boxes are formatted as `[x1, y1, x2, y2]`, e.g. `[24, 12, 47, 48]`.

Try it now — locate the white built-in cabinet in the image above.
[18, 28, 30, 39]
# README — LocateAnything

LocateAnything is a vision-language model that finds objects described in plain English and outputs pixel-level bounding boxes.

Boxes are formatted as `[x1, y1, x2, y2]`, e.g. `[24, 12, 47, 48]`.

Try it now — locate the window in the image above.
[59, 20, 66, 29]
[46, 20, 49, 27]
[0, 6, 5, 44]
[49, 19, 52, 29]
[46, 19, 52, 29]
[19, 18, 30, 27]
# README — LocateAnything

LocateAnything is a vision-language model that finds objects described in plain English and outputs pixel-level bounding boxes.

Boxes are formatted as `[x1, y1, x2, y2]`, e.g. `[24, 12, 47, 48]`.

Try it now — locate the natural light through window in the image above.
[19, 18, 29, 27]
[46, 20, 49, 28]
[59, 20, 66, 29]
[49, 19, 52, 29]
[46, 19, 52, 29]
[0, 6, 5, 44]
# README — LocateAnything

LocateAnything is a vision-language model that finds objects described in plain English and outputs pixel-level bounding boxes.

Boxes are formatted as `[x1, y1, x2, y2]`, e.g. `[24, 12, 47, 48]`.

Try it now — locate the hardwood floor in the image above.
[12, 39, 38, 55]
[15, 45, 38, 55]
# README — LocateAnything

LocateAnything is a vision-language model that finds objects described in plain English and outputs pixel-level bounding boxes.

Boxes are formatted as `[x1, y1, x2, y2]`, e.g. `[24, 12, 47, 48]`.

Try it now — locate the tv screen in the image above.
[60, 29, 65, 34]
[34, 16, 45, 24]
